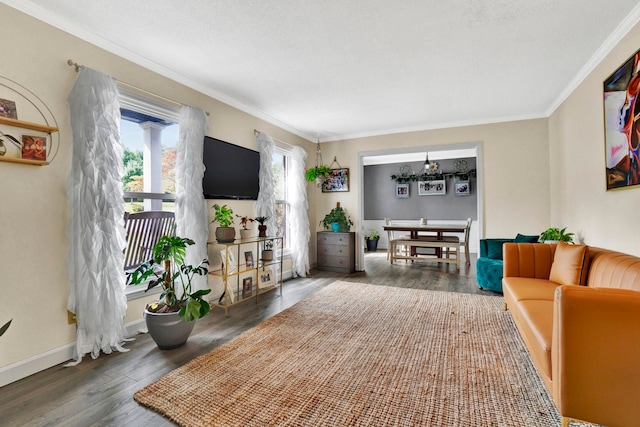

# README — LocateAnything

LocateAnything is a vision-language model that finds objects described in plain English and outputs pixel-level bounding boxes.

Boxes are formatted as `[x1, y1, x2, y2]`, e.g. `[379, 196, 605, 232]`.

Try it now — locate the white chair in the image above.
[385, 218, 411, 260]
[444, 218, 471, 266]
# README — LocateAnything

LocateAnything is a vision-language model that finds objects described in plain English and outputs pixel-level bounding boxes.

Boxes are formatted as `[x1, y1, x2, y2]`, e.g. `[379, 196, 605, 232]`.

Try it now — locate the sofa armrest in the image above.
[552, 285, 640, 426]
[503, 242, 556, 279]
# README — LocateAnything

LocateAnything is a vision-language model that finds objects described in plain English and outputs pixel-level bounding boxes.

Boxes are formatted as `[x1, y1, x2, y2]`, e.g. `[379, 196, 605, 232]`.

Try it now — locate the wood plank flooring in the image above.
[0, 251, 498, 427]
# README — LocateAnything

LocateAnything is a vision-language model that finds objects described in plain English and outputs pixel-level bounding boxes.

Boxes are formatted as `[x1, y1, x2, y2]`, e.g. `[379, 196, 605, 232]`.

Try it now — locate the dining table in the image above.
[383, 223, 469, 265]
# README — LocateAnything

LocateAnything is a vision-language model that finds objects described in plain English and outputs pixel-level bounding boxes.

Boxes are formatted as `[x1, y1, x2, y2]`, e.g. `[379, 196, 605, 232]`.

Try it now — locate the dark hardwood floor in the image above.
[0, 251, 498, 427]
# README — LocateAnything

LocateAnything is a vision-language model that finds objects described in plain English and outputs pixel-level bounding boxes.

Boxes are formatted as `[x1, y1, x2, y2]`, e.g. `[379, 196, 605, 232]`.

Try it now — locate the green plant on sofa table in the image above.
[539, 227, 574, 243]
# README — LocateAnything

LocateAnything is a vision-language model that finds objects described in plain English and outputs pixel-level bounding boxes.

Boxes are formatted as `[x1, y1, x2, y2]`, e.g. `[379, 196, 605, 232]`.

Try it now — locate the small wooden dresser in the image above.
[317, 231, 356, 273]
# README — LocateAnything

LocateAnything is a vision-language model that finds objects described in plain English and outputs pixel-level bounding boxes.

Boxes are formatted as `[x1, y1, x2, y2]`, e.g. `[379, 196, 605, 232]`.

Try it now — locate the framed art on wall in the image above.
[418, 180, 446, 196]
[603, 47, 640, 190]
[395, 184, 409, 198]
[322, 168, 349, 192]
[455, 181, 470, 196]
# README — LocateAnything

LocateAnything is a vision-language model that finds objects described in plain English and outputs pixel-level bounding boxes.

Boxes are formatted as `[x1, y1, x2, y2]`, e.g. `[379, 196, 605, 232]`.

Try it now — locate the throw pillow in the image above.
[549, 241, 590, 286]
[514, 233, 539, 243]
[486, 240, 505, 260]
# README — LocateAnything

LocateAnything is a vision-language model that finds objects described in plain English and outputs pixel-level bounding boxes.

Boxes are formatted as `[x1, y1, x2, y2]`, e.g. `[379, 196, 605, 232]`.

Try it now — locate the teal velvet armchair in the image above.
[476, 234, 539, 292]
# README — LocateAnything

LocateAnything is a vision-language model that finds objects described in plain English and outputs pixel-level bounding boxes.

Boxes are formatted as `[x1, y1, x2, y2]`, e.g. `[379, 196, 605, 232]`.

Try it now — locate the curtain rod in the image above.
[254, 129, 292, 147]
[66, 59, 210, 116]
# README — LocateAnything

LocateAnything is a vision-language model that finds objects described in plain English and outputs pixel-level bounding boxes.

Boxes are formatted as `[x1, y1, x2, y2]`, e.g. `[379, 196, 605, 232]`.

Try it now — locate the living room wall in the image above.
[549, 19, 640, 256]
[313, 119, 551, 249]
[0, 4, 314, 378]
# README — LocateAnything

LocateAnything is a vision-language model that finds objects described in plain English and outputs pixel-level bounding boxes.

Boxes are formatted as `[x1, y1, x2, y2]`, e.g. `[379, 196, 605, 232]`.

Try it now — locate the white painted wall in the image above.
[548, 20, 640, 256]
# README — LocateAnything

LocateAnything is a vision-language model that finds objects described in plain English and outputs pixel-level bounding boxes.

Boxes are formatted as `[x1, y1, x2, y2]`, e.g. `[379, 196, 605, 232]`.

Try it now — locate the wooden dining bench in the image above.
[390, 237, 461, 269]
[123, 211, 176, 271]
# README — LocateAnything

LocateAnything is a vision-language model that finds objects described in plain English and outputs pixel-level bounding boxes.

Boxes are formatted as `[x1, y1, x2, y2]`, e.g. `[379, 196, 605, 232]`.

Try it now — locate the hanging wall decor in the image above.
[395, 184, 410, 198]
[603, 47, 640, 190]
[418, 180, 446, 196]
[455, 181, 470, 196]
[322, 156, 349, 192]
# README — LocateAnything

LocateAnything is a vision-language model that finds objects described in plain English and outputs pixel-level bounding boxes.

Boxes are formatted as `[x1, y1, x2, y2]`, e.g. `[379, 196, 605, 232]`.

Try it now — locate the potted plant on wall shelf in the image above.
[320, 205, 353, 232]
[305, 165, 330, 186]
[212, 204, 235, 243]
[539, 227, 574, 244]
[127, 236, 210, 349]
[365, 230, 380, 252]
[255, 216, 269, 237]
[236, 214, 254, 240]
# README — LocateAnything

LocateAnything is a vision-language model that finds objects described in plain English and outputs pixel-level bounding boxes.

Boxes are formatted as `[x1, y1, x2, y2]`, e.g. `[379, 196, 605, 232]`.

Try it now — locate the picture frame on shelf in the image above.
[395, 184, 409, 198]
[21, 135, 47, 161]
[418, 180, 446, 196]
[242, 277, 253, 298]
[220, 249, 237, 273]
[454, 181, 470, 196]
[225, 280, 235, 304]
[244, 250, 254, 268]
[322, 168, 349, 192]
[258, 268, 275, 289]
[0, 98, 17, 119]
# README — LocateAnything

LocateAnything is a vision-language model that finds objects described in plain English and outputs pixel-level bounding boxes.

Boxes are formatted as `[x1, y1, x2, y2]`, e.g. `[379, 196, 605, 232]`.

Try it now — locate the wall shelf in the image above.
[0, 116, 58, 133]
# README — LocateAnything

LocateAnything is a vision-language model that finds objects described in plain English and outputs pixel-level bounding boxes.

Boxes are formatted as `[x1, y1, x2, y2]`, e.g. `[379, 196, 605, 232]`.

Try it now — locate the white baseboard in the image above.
[0, 318, 148, 388]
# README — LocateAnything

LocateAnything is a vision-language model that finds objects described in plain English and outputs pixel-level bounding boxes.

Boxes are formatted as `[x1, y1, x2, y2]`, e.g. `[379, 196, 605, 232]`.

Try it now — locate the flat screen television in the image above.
[202, 136, 260, 200]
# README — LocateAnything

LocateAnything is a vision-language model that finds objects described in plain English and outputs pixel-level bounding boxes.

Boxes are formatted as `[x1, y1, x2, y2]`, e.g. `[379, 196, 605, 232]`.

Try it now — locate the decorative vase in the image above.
[239, 229, 252, 240]
[215, 226, 236, 243]
[144, 309, 196, 350]
[331, 222, 340, 232]
[262, 249, 274, 261]
[258, 225, 267, 237]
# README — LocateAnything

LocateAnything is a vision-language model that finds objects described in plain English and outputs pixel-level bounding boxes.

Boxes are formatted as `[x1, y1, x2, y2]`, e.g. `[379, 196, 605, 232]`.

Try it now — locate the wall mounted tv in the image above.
[202, 136, 260, 200]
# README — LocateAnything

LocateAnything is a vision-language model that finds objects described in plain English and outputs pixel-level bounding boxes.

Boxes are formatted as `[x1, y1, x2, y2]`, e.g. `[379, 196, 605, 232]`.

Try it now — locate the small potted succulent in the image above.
[236, 214, 254, 240]
[262, 239, 274, 261]
[365, 230, 380, 252]
[212, 204, 235, 243]
[255, 216, 269, 237]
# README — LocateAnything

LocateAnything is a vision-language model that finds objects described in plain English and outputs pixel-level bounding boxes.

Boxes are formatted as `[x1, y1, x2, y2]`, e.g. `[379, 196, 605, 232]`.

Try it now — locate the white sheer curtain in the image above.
[175, 106, 209, 292]
[66, 67, 128, 364]
[289, 146, 310, 277]
[255, 132, 276, 234]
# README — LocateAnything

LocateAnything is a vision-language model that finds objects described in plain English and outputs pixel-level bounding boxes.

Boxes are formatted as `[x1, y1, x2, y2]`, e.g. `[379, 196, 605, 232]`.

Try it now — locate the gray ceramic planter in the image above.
[144, 309, 196, 350]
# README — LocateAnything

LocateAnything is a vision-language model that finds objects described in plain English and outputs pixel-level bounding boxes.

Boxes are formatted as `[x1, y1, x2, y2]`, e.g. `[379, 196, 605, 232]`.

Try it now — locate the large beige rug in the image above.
[134, 281, 562, 426]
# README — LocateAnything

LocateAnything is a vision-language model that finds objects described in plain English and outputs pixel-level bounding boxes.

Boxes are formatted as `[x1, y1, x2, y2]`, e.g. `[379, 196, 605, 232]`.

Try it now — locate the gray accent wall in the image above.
[364, 158, 477, 220]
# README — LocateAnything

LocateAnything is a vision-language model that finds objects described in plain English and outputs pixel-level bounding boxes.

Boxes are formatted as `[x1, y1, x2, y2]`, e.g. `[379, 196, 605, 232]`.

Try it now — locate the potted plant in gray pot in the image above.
[127, 236, 210, 349]
[212, 204, 235, 243]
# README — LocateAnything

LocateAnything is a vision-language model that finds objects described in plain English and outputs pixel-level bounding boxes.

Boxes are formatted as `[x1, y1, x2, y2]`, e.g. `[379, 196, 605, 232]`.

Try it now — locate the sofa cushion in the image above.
[486, 239, 505, 259]
[503, 277, 561, 303]
[514, 233, 540, 243]
[517, 299, 554, 386]
[549, 241, 590, 286]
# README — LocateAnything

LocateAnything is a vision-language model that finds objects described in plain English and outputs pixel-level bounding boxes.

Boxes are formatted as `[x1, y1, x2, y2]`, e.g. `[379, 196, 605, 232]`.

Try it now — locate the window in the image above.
[119, 89, 180, 294]
[119, 89, 180, 213]
[273, 146, 290, 250]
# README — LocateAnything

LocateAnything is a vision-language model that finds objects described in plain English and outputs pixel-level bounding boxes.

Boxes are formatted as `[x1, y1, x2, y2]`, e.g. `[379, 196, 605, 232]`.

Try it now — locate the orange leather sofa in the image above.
[502, 242, 640, 427]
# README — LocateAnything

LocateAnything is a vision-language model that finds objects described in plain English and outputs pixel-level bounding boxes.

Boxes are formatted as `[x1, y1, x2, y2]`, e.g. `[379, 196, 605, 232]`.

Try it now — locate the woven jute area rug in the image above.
[134, 281, 564, 426]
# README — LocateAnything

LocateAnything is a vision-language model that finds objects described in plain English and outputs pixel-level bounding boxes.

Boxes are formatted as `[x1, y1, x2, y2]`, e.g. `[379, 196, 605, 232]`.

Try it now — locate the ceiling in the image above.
[5, 1, 640, 142]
